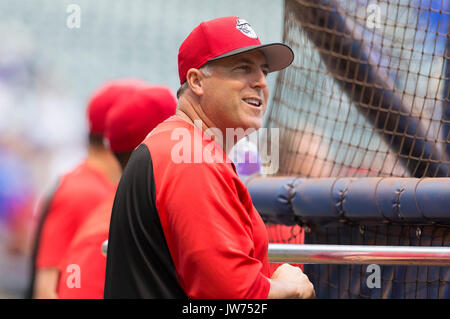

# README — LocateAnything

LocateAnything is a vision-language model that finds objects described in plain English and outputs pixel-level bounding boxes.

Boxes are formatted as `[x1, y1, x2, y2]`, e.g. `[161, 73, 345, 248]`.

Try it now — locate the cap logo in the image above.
[236, 19, 258, 39]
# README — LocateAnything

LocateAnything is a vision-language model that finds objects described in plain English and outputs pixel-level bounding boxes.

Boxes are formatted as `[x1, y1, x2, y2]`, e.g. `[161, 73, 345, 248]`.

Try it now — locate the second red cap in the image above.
[87, 79, 150, 136]
[105, 86, 177, 153]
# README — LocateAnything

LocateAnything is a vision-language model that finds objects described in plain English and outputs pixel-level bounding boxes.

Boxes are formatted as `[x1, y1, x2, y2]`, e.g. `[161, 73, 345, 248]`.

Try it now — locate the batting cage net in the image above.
[264, 0, 450, 298]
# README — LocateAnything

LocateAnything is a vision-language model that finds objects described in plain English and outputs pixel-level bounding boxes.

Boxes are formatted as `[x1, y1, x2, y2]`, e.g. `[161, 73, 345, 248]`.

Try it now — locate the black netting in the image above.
[265, 0, 450, 298]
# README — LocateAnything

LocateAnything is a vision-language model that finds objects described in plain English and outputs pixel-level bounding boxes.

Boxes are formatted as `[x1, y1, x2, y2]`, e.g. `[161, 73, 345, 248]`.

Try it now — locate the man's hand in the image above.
[267, 263, 315, 299]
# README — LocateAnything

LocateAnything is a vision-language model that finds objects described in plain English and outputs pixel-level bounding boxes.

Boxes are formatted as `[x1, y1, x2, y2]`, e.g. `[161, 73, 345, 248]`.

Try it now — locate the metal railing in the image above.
[268, 244, 450, 266]
[102, 240, 450, 266]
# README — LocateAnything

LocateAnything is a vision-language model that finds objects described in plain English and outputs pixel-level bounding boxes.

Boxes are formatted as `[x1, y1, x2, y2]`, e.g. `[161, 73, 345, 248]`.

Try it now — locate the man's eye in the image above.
[237, 65, 250, 71]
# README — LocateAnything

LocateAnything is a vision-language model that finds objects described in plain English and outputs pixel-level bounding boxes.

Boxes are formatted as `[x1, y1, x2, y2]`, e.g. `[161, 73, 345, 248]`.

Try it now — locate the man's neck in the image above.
[175, 107, 233, 154]
[86, 146, 122, 184]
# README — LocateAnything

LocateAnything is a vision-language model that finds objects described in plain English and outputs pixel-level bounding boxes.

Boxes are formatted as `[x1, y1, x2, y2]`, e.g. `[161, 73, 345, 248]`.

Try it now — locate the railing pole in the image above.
[269, 244, 450, 266]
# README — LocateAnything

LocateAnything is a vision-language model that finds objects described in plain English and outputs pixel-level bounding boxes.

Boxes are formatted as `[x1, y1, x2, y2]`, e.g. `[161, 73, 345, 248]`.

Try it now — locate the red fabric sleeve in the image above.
[36, 192, 80, 268]
[156, 161, 270, 299]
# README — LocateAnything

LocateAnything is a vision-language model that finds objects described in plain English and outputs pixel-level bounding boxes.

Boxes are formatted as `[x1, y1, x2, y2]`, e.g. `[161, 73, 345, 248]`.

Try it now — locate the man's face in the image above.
[199, 50, 270, 135]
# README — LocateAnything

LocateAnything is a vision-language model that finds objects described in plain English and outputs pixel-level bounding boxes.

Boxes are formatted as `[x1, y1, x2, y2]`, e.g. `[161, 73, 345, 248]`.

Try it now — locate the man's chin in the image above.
[235, 124, 261, 134]
[246, 119, 263, 131]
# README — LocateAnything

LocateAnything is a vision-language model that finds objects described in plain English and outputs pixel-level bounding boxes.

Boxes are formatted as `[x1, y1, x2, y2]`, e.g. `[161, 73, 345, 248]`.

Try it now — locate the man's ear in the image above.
[186, 68, 205, 96]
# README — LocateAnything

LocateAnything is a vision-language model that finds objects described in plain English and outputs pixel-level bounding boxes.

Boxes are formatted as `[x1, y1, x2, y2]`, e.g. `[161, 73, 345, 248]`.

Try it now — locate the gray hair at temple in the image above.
[176, 64, 214, 99]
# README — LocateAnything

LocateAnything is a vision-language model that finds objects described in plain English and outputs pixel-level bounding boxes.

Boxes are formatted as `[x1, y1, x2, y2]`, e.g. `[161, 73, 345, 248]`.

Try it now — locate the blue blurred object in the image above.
[0, 148, 32, 224]
[231, 138, 262, 177]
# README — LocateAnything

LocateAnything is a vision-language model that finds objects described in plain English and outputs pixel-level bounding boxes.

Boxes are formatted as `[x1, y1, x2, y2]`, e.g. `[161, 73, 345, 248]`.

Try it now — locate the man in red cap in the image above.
[56, 86, 177, 299]
[28, 79, 148, 299]
[105, 16, 315, 299]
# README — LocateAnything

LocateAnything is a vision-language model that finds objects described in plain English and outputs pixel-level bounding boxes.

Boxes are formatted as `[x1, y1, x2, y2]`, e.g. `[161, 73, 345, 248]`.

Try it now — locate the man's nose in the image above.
[251, 68, 268, 90]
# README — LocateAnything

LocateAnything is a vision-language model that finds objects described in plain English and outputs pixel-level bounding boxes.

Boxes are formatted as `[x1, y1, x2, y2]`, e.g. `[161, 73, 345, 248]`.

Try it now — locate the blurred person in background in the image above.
[266, 129, 333, 275]
[57, 86, 177, 299]
[229, 135, 307, 276]
[27, 79, 149, 299]
[0, 140, 36, 256]
[0, 140, 37, 298]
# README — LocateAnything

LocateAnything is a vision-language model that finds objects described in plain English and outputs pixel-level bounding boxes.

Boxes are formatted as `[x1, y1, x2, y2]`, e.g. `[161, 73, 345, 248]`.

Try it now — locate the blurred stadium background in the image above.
[1, 0, 449, 298]
[0, 0, 283, 298]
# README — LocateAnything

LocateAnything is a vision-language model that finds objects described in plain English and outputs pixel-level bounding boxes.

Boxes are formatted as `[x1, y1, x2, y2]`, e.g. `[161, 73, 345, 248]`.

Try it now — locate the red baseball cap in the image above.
[178, 16, 294, 84]
[87, 79, 150, 135]
[105, 86, 177, 153]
